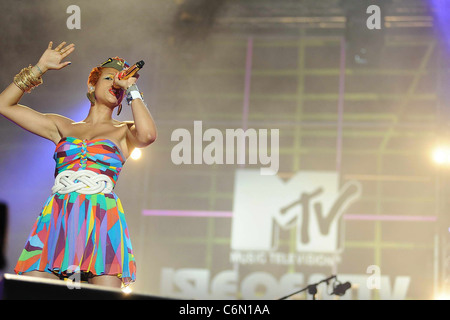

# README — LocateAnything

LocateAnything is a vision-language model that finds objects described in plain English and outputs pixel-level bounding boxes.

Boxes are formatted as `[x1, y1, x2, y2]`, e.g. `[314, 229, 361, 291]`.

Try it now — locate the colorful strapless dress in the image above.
[14, 137, 136, 287]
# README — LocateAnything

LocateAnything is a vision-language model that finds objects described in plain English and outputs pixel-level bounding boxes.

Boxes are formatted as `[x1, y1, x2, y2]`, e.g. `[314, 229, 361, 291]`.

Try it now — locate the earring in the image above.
[86, 91, 95, 104]
[86, 86, 95, 105]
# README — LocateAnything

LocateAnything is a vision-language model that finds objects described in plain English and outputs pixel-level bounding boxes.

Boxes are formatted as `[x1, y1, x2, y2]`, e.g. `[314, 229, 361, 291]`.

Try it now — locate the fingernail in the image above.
[68, 62, 72, 65]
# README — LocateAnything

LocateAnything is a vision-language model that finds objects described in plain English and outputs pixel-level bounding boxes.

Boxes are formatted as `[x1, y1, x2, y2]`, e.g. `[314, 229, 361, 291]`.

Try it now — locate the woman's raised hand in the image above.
[113, 67, 139, 90]
[36, 41, 75, 73]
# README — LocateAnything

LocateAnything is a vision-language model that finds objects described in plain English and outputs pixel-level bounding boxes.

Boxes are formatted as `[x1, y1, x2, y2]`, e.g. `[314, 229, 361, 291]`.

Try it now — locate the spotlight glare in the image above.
[122, 286, 132, 294]
[432, 147, 450, 165]
[130, 148, 142, 160]
[435, 293, 450, 300]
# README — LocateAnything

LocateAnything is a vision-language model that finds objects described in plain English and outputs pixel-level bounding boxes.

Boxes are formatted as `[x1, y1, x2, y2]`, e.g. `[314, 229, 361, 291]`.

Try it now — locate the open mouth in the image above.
[109, 87, 123, 100]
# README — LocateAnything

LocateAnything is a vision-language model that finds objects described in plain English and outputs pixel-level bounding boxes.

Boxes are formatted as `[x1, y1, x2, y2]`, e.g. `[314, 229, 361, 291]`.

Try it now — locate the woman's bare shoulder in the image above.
[114, 119, 135, 128]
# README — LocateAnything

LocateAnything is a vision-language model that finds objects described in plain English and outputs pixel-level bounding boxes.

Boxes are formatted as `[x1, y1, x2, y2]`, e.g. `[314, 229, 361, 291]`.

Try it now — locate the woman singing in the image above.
[0, 41, 157, 288]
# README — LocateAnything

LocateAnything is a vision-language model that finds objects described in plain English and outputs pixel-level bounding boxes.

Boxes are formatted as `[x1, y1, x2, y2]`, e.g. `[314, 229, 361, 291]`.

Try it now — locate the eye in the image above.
[105, 76, 113, 80]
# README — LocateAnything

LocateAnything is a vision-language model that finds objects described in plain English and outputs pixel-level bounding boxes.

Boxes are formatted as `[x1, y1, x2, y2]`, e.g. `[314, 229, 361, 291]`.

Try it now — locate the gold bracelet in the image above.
[13, 65, 43, 93]
[15, 65, 43, 92]
[14, 68, 36, 92]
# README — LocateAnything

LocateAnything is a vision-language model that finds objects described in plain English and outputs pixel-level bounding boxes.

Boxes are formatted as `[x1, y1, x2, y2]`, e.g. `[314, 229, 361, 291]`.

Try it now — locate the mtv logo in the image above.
[231, 169, 362, 253]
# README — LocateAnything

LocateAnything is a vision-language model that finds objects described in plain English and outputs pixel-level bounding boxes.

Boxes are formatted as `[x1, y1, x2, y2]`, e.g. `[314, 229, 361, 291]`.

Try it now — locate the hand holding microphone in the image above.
[113, 60, 145, 89]
[119, 60, 145, 80]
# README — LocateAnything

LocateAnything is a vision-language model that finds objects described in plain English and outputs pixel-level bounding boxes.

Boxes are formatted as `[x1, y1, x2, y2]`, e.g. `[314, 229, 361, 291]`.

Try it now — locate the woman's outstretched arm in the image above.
[0, 41, 75, 143]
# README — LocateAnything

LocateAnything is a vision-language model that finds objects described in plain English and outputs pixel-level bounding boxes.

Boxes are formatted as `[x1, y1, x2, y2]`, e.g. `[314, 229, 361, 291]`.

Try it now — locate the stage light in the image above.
[341, 0, 390, 68]
[432, 146, 450, 165]
[130, 148, 142, 160]
[435, 292, 450, 300]
[122, 286, 132, 294]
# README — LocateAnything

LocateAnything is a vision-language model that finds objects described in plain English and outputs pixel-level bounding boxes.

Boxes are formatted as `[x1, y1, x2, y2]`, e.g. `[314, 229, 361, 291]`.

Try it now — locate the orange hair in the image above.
[87, 66, 103, 87]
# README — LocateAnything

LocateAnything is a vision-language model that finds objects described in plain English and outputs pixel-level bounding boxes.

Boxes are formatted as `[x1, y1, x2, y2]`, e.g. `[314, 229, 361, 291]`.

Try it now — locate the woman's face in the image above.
[93, 67, 124, 107]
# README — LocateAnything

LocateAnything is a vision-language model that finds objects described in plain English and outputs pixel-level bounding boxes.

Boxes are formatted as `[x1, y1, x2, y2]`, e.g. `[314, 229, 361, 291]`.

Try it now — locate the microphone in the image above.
[113, 60, 145, 88]
[331, 281, 351, 296]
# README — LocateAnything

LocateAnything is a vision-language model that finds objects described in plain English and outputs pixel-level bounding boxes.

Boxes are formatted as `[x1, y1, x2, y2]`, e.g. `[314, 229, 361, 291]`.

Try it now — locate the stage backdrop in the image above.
[0, 0, 444, 300]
